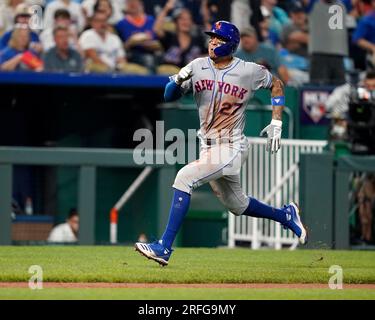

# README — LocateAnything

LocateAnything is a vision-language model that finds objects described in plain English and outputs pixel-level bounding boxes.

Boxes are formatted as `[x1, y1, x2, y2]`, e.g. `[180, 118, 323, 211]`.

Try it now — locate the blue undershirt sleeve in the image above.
[164, 80, 182, 102]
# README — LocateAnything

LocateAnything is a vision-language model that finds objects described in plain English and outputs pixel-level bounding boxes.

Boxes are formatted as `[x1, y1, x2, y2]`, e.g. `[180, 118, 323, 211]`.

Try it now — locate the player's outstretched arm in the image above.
[260, 75, 285, 154]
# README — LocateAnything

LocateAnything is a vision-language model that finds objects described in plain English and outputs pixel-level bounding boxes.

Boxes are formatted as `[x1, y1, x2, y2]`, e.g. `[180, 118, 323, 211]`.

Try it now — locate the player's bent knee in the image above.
[172, 168, 193, 195]
[228, 207, 245, 216]
[221, 197, 249, 216]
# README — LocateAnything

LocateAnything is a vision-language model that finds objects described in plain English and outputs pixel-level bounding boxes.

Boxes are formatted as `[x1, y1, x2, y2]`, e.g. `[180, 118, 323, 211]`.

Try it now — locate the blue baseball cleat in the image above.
[281, 202, 308, 245]
[135, 240, 173, 266]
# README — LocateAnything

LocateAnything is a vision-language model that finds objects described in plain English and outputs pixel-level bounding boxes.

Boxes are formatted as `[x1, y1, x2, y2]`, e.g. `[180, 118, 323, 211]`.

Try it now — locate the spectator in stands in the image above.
[43, 26, 83, 72]
[235, 26, 290, 84]
[259, 5, 280, 48]
[342, 0, 356, 13]
[142, 0, 166, 17]
[352, 0, 375, 70]
[277, 1, 310, 85]
[79, 10, 135, 73]
[261, 0, 290, 37]
[0, 3, 42, 52]
[307, 0, 349, 85]
[150, 0, 204, 26]
[82, 0, 123, 27]
[180, 0, 205, 26]
[201, 0, 265, 41]
[0, 25, 43, 71]
[201, 0, 235, 25]
[43, 0, 86, 33]
[356, 173, 375, 244]
[343, 0, 364, 70]
[250, 0, 266, 42]
[306, 0, 359, 15]
[278, 0, 301, 11]
[355, 0, 374, 16]
[230, 0, 252, 32]
[0, 0, 24, 36]
[47, 208, 79, 243]
[115, 0, 162, 72]
[280, 1, 308, 57]
[201, 0, 220, 31]
[39, 9, 80, 52]
[153, 0, 207, 74]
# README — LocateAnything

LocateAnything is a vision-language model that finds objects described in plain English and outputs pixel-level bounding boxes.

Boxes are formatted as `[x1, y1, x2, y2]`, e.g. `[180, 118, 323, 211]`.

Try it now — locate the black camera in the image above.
[348, 87, 375, 154]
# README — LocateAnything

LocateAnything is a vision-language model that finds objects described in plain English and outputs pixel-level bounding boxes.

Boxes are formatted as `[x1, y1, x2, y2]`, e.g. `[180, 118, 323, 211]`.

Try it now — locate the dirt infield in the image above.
[1, 282, 375, 289]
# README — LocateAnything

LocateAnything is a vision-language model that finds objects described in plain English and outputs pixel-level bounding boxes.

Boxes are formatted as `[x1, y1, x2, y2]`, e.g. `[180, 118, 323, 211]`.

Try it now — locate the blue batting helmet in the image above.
[205, 21, 240, 57]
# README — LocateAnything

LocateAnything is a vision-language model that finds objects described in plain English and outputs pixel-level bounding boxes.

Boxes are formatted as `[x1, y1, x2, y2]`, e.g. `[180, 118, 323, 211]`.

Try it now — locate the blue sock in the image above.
[161, 188, 191, 249]
[242, 197, 287, 225]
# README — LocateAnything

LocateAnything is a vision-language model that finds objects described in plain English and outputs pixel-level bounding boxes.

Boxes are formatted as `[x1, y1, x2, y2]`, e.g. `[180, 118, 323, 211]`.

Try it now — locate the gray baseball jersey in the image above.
[174, 56, 273, 141]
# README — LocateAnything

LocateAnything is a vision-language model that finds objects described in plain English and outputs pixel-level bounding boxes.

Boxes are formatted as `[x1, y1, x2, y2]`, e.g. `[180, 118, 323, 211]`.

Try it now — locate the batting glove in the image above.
[260, 119, 282, 154]
[175, 65, 193, 85]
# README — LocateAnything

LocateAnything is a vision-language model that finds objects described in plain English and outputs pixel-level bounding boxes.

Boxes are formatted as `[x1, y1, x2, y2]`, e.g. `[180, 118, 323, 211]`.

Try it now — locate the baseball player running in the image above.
[135, 21, 307, 266]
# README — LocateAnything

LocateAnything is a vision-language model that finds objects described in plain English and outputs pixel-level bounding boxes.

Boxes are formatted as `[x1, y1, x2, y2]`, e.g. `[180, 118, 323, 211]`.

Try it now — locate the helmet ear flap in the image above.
[213, 42, 235, 57]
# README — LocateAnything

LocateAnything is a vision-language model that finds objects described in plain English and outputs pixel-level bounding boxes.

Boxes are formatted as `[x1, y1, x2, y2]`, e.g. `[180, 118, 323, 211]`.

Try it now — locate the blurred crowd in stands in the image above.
[0, 0, 374, 85]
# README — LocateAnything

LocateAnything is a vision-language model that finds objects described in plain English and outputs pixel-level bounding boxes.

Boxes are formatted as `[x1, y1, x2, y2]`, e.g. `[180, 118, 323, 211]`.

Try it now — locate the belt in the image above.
[203, 138, 233, 146]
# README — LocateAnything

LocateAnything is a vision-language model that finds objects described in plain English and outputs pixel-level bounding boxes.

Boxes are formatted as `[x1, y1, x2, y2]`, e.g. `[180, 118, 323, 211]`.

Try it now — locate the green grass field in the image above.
[0, 246, 374, 299]
[1, 288, 375, 300]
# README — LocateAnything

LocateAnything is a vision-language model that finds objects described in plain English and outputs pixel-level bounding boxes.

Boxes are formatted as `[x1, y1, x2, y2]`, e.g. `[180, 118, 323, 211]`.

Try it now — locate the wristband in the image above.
[271, 96, 285, 106]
